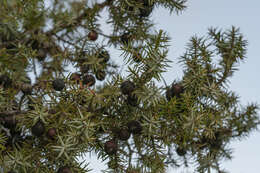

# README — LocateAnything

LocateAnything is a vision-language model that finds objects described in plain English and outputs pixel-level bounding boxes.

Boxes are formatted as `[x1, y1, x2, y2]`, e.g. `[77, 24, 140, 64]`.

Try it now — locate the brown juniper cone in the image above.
[88, 30, 98, 41]
[166, 83, 184, 101]
[3, 115, 16, 129]
[138, 0, 154, 17]
[120, 80, 135, 95]
[104, 139, 118, 155]
[95, 70, 106, 81]
[176, 147, 187, 156]
[21, 83, 33, 95]
[117, 127, 131, 141]
[127, 120, 142, 135]
[31, 120, 45, 137]
[82, 74, 96, 86]
[57, 166, 72, 173]
[36, 48, 47, 61]
[139, 6, 153, 18]
[46, 128, 57, 140]
[52, 79, 65, 91]
[0, 74, 12, 88]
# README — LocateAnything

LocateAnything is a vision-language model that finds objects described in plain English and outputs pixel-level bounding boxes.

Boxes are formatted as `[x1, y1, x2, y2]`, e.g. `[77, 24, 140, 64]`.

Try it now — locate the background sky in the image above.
[83, 0, 260, 172]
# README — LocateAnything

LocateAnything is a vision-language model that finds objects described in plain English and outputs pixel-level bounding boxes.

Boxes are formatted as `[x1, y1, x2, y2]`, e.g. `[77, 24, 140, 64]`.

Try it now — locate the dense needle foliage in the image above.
[0, 0, 259, 173]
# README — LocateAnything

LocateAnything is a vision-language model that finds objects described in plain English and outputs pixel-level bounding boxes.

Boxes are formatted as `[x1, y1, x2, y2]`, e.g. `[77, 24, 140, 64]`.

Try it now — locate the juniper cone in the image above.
[57, 166, 72, 173]
[95, 70, 106, 81]
[36, 48, 47, 61]
[82, 74, 95, 86]
[3, 115, 16, 129]
[120, 80, 135, 95]
[52, 79, 65, 91]
[176, 147, 187, 156]
[0, 0, 259, 173]
[117, 128, 131, 141]
[88, 30, 98, 41]
[31, 120, 45, 137]
[46, 128, 57, 140]
[166, 83, 184, 101]
[0, 74, 12, 88]
[104, 140, 118, 155]
[21, 83, 33, 95]
[127, 120, 142, 135]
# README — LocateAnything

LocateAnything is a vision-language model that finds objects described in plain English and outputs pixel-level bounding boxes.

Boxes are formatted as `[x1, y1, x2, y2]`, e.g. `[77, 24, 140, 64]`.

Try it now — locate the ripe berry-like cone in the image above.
[104, 140, 118, 155]
[127, 120, 142, 135]
[120, 80, 135, 95]
[82, 74, 96, 86]
[31, 120, 45, 137]
[88, 30, 98, 41]
[57, 166, 72, 173]
[52, 79, 65, 91]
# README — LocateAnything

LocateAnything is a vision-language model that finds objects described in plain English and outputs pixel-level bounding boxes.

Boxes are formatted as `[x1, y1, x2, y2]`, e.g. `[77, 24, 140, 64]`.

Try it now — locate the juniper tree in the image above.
[0, 0, 259, 173]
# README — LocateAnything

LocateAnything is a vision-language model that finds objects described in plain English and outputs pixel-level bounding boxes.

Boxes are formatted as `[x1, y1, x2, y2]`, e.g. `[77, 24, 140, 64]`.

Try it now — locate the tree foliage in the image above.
[0, 0, 259, 173]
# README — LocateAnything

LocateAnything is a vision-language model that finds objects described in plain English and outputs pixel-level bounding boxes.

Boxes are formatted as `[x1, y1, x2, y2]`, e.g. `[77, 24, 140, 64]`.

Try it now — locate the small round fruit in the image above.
[3, 115, 16, 129]
[95, 70, 106, 81]
[47, 128, 57, 140]
[82, 74, 95, 86]
[52, 79, 65, 91]
[166, 83, 184, 101]
[57, 166, 72, 173]
[88, 30, 98, 41]
[139, 0, 154, 18]
[118, 128, 131, 141]
[0, 74, 12, 88]
[31, 120, 45, 137]
[120, 80, 135, 95]
[36, 49, 47, 61]
[127, 120, 142, 135]
[176, 147, 187, 156]
[139, 7, 153, 18]
[21, 83, 33, 95]
[104, 140, 118, 155]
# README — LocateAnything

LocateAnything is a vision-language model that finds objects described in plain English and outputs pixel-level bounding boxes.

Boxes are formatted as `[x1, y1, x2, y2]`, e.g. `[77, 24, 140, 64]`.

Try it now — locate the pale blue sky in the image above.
[85, 1, 260, 172]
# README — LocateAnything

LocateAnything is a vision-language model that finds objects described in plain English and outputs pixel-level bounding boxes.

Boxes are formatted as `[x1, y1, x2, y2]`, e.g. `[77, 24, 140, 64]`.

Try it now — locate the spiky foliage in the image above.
[0, 0, 258, 173]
